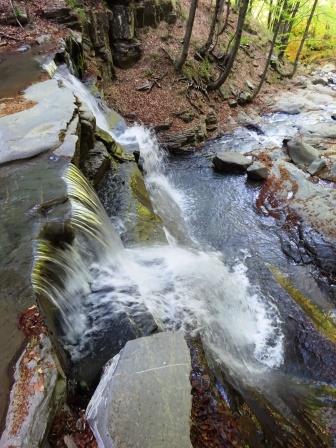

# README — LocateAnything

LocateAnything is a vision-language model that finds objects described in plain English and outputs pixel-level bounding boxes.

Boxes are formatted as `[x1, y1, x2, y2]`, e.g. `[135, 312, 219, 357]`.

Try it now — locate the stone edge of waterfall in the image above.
[86, 332, 192, 448]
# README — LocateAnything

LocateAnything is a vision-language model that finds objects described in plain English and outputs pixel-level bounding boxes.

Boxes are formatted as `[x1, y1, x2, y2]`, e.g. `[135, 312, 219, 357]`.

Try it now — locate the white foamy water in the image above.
[38, 67, 285, 378]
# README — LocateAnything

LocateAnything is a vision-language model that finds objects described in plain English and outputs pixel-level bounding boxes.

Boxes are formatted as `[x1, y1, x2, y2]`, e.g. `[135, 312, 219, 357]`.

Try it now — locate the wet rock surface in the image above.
[0, 307, 65, 448]
[0, 79, 76, 165]
[213, 151, 252, 173]
[285, 138, 320, 168]
[247, 161, 269, 180]
[87, 332, 192, 448]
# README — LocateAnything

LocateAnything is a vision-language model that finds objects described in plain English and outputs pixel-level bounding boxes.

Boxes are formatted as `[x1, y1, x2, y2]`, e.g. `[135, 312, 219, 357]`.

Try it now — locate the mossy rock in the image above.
[95, 127, 125, 159]
[130, 165, 166, 243]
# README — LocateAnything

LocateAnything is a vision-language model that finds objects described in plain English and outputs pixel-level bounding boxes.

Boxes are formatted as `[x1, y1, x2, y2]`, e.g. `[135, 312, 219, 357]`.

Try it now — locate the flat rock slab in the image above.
[0, 79, 76, 165]
[213, 151, 252, 173]
[87, 332, 192, 448]
[0, 334, 64, 448]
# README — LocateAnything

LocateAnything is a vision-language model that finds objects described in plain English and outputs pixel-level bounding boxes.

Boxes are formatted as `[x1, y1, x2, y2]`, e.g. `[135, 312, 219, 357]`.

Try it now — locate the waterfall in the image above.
[32, 67, 284, 380]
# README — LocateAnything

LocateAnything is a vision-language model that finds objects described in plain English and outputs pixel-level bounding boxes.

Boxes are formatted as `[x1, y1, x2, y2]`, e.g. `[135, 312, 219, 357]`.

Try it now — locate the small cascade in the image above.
[32, 68, 284, 382]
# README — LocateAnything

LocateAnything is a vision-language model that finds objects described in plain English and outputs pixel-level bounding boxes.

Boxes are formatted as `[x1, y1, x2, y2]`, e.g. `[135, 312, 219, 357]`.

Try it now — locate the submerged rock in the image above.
[87, 332, 192, 448]
[213, 151, 252, 173]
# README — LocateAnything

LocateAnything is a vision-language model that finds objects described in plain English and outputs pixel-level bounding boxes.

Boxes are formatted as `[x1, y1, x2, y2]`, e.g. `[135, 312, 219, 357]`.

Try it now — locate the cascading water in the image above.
[33, 67, 284, 383]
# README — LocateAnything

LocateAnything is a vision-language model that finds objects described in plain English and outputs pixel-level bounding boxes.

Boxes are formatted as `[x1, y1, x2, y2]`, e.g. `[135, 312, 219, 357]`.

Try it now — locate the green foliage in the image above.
[288, 0, 336, 62]
[250, 0, 336, 62]
[240, 35, 252, 46]
[183, 58, 214, 82]
[66, 0, 86, 23]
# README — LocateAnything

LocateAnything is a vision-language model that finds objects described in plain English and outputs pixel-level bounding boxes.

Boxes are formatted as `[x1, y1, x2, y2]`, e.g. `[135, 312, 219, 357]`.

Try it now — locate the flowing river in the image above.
[38, 67, 336, 447]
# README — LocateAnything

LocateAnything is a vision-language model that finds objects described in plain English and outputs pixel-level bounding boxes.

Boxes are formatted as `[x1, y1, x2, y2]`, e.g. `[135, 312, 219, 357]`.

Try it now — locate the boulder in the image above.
[237, 111, 263, 134]
[0, 334, 65, 448]
[245, 79, 255, 90]
[160, 127, 201, 152]
[205, 110, 218, 132]
[174, 110, 195, 123]
[112, 40, 142, 69]
[237, 90, 252, 105]
[301, 122, 336, 139]
[247, 161, 269, 180]
[42, 5, 79, 28]
[87, 332, 192, 448]
[284, 138, 320, 168]
[213, 151, 252, 173]
[36, 34, 52, 45]
[312, 77, 328, 86]
[219, 85, 231, 100]
[307, 158, 326, 176]
[228, 99, 238, 108]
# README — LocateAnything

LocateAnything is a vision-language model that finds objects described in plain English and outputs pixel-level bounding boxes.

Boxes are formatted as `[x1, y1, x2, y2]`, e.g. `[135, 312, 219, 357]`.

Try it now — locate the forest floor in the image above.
[105, 0, 296, 135]
[0, 0, 301, 138]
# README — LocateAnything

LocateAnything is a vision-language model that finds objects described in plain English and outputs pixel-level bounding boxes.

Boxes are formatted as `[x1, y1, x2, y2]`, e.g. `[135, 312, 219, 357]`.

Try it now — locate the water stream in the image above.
[35, 68, 336, 446]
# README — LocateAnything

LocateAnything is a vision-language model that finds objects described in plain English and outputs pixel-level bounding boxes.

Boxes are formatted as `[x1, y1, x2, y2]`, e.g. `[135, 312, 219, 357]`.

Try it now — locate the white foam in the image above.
[42, 68, 285, 379]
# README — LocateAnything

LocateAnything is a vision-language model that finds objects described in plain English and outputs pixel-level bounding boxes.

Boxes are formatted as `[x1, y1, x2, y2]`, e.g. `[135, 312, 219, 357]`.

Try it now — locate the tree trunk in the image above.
[175, 0, 198, 71]
[207, 0, 249, 90]
[278, 0, 300, 60]
[267, 0, 273, 28]
[249, 0, 287, 101]
[200, 0, 224, 56]
[218, 0, 231, 35]
[290, 0, 318, 77]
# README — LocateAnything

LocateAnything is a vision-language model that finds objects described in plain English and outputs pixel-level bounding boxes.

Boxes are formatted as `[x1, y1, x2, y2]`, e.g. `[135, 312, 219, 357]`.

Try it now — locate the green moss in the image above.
[183, 58, 214, 82]
[66, 0, 86, 23]
[269, 265, 336, 344]
[95, 127, 128, 160]
[129, 167, 164, 242]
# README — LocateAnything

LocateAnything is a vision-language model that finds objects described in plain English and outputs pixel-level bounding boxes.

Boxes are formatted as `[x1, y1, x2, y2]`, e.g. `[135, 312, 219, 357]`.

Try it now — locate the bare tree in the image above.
[290, 0, 318, 77]
[207, 0, 250, 90]
[175, 0, 199, 71]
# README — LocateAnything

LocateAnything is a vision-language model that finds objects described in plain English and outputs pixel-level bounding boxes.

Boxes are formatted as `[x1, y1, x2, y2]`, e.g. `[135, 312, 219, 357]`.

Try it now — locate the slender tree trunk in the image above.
[207, 0, 249, 90]
[175, 0, 198, 71]
[257, 0, 266, 19]
[249, 0, 287, 101]
[200, 0, 224, 56]
[290, 0, 318, 77]
[218, 0, 231, 35]
[278, 0, 300, 59]
[272, 0, 283, 32]
[267, 0, 273, 28]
